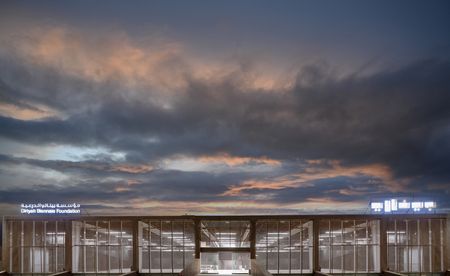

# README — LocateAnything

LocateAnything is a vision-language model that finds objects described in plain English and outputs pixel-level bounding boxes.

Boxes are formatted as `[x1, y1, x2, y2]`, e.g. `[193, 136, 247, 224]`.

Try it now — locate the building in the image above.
[1, 213, 449, 275]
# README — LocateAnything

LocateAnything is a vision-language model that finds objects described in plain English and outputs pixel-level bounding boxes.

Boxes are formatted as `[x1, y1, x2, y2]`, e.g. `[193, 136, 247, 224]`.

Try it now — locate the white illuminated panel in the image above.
[390, 199, 398, 211]
[384, 200, 391, 212]
[371, 202, 383, 209]
[371, 202, 383, 212]
[424, 201, 435, 208]
[412, 202, 423, 211]
[398, 201, 410, 209]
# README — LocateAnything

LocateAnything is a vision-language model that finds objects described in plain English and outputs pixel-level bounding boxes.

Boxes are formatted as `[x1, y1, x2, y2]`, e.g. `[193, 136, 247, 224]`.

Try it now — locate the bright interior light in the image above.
[398, 201, 410, 209]
[391, 199, 398, 211]
[384, 200, 391, 212]
[371, 202, 383, 209]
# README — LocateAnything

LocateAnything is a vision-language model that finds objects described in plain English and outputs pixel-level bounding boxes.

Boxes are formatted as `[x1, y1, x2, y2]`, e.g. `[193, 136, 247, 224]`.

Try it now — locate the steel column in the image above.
[132, 219, 139, 272]
[194, 219, 201, 259]
[380, 218, 388, 271]
[64, 220, 72, 272]
[250, 219, 256, 259]
[312, 219, 320, 272]
[2, 217, 8, 272]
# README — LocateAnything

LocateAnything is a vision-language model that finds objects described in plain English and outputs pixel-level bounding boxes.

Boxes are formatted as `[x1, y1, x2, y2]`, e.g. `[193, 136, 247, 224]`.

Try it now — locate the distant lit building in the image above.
[2, 213, 449, 275]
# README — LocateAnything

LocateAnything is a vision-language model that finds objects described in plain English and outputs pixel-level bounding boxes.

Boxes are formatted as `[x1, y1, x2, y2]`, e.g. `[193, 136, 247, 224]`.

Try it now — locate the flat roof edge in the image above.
[2, 212, 449, 220]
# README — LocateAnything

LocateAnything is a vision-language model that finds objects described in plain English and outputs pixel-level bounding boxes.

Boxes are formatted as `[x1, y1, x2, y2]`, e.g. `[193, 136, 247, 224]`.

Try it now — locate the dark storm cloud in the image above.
[0, 153, 153, 177]
[0, 153, 254, 203]
[0, 4, 449, 214]
[0, 115, 93, 145]
[1, 59, 450, 182]
[246, 60, 450, 178]
[0, 57, 102, 113]
[0, 168, 237, 204]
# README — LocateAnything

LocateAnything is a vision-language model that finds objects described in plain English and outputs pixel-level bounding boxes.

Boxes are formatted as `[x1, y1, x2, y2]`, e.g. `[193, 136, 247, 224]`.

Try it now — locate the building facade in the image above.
[2, 214, 449, 275]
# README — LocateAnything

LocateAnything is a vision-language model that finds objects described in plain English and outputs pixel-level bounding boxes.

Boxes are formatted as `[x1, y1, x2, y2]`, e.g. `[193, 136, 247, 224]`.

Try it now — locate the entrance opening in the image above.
[200, 252, 250, 274]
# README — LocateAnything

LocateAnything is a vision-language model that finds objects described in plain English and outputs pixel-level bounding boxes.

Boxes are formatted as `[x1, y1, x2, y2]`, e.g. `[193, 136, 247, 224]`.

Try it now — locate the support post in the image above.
[64, 220, 72, 272]
[380, 218, 388, 271]
[194, 219, 201, 259]
[250, 219, 256, 259]
[445, 214, 449, 270]
[312, 219, 320, 272]
[2, 217, 8, 272]
[132, 219, 139, 272]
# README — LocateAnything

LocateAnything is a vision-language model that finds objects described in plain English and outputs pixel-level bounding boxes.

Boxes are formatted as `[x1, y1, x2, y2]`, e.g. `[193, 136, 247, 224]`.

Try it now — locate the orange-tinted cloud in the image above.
[197, 152, 281, 166]
[223, 160, 404, 196]
[11, 26, 185, 91]
[0, 101, 61, 120]
[5, 25, 295, 98]
[114, 179, 142, 193]
[109, 164, 154, 174]
[114, 186, 131, 193]
[59, 161, 153, 174]
[302, 159, 402, 189]
[222, 177, 313, 197]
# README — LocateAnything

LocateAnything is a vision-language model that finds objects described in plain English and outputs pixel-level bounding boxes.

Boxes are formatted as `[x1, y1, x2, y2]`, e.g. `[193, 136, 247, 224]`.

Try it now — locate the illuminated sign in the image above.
[21, 203, 81, 215]
[390, 199, 398, 211]
[398, 201, 410, 209]
[370, 202, 383, 212]
[384, 200, 391, 212]
[369, 199, 436, 213]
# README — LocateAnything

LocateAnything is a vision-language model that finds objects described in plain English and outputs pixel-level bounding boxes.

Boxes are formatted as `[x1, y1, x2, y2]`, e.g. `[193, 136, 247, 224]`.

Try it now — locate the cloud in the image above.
[0, 101, 61, 121]
[4, 26, 185, 89]
[216, 159, 442, 209]
[0, 23, 449, 214]
[0, 154, 153, 176]
[197, 152, 281, 166]
[221, 178, 312, 197]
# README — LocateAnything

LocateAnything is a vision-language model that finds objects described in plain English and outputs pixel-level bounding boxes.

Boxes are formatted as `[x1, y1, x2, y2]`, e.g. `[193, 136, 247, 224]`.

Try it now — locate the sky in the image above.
[0, 0, 449, 216]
